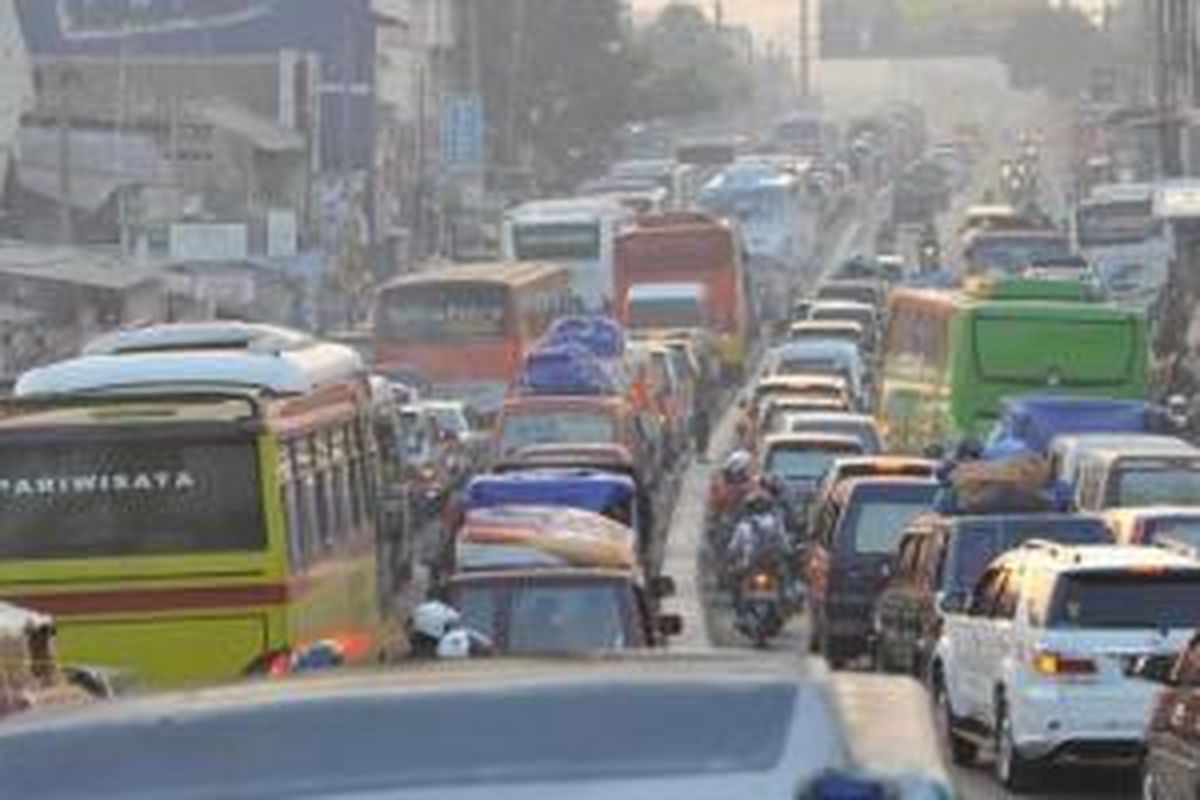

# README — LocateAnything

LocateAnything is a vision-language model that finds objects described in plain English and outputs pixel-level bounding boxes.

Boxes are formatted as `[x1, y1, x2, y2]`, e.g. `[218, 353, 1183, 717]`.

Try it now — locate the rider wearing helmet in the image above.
[709, 449, 756, 524]
[409, 601, 461, 659]
[726, 490, 789, 579]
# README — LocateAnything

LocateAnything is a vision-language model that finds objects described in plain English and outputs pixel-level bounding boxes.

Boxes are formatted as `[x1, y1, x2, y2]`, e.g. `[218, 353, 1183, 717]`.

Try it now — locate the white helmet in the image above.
[436, 629, 473, 659]
[412, 601, 461, 640]
[723, 450, 753, 482]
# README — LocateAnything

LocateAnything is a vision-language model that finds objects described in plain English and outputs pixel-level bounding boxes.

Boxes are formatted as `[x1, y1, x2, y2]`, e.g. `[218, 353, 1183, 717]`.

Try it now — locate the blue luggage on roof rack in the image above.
[545, 316, 626, 359]
[517, 343, 620, 396]
[983, 395, 1161, 458]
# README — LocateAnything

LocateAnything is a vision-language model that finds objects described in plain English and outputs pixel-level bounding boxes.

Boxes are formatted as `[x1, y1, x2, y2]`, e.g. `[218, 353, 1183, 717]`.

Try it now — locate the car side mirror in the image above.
[936, 589, 968, 614]
[657, 614, 684, 638]
[1131, 653, 1179, 686]
[650, 575, 677, 599]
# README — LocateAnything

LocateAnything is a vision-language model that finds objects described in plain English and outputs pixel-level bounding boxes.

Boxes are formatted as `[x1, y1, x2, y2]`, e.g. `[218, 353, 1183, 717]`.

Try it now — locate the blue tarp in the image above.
[984, 395, 1156, 457]
[465, 471, 636, 517]
[544, 316, 626, 359]
[517, 343, 620, 397]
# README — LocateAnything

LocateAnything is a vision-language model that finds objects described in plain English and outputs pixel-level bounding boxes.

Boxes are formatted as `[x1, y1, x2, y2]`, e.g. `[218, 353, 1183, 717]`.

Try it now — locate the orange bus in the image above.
[373, 262, 572, 414]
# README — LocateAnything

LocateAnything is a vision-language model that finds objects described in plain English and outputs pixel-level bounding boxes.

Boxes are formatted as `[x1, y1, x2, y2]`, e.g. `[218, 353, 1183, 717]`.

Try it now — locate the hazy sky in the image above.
[630, 1, 1109, 40]
[631, 0, 798, 39]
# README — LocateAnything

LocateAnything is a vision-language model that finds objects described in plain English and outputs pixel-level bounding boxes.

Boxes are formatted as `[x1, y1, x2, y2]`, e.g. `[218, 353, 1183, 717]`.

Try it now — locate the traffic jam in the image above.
[0, 98, 1199, 800]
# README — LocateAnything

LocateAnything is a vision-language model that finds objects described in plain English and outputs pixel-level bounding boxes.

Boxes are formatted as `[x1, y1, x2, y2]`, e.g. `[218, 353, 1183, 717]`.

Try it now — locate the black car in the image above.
[1143, 631, 1200, 800]
[872, 512, 1111, 678]
[804, 477, 939, 669]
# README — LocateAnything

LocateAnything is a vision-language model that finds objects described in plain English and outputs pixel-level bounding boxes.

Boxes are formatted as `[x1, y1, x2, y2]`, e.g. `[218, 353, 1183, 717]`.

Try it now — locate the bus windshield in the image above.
[966, 235, 1070, 274]
[498, 410, 618, 455]
[512, 223, 601, 261]
[1077, 200, 1161, 247]
[0, 438, 264, 559]
[628, 296, 705, 329]
[378, 284, 509, 342]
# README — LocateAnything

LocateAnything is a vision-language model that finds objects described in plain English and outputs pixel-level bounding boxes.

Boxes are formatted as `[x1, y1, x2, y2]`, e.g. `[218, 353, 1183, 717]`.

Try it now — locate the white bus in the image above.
[1074, 183, 1170, 312]
[502, 197, 631, 312]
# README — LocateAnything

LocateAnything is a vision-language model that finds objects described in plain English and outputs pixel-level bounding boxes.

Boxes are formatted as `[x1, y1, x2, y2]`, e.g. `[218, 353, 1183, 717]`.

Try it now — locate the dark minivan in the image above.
[805, 477, 938, 669]
[872, 512, 1111, 678]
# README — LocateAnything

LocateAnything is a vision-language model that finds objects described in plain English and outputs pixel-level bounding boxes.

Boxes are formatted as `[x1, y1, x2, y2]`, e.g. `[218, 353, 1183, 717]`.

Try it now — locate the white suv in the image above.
[930, 541, 1200, 791]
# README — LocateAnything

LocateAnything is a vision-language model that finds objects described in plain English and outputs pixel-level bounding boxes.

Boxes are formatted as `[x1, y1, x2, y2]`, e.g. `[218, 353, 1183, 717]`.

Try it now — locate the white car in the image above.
[931, 542, 1200, 791]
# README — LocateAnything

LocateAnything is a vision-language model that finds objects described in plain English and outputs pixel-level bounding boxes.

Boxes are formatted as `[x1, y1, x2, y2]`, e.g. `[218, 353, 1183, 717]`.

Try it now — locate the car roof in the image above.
[784, 412, 875, 426]
[834, 475, 939, 503]
[809, 300, 876, 313]
[762, 433, 864, 451]
[998, 542, 1199, 572]
[501, 396, 629, 414]
[1104, 505, 1200, 522]
[789, 320, 864, 333]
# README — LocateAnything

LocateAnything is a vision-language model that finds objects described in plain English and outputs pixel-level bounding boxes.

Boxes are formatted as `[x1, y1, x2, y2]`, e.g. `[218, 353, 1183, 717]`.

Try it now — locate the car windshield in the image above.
[765, 448, 840, 482]
[508, 583, 631, 653]
[1049, 572, 1200, 629]
[840, 486, 937, 554]
[1146, 518, 1200, 550]
[1114, 463, 1200, 506]
[499, 411, 617, 455]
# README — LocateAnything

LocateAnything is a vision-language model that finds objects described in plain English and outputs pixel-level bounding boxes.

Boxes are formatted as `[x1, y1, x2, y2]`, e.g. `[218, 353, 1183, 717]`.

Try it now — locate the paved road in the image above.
[659, 187, 1142, 800]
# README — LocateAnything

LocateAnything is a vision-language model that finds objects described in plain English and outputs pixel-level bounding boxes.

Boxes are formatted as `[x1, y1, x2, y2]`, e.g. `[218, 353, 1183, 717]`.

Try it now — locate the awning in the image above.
[193, 98, 305, 153]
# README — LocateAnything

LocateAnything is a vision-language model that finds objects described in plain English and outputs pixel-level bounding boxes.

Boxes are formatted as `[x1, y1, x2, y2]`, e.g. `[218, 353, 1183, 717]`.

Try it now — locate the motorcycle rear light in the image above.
[1032, 651, 1097, 676]
[750, 572, 777, 591]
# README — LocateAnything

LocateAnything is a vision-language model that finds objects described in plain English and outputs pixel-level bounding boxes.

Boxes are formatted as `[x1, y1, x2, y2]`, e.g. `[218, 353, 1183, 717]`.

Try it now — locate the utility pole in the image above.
[55, 68, 75, 246]
[1155, 0, 1188, 177]
[798, 0, 812, 101]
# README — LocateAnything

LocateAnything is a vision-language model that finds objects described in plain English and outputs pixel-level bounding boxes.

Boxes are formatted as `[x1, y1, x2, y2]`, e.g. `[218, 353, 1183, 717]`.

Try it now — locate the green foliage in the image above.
[631, 3, 754, 120]
[477, 0, 634, 190]
[999, 5, 1107, 97]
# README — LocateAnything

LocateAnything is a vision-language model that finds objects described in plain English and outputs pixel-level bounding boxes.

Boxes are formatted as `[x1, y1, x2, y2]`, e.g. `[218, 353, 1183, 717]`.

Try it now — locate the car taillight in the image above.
[1032, 651, 1097, 677]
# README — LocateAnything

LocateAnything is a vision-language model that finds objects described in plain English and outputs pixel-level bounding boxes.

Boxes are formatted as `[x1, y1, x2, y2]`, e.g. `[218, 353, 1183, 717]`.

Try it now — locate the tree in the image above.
[999, 5, 1107, 97]
[631, 3, 754, 121]
[476, 0, 635, 191]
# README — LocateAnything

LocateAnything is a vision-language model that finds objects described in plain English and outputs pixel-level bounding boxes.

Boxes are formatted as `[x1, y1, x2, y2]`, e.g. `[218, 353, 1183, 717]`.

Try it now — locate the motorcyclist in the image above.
[708, 450, 756, 524]
[910, 221, 956, 288]
[725, 491, 791, 593]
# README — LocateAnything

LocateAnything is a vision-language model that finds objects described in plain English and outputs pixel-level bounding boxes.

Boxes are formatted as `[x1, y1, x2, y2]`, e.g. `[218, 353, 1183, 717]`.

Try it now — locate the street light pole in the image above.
[798, 0, 811, 100]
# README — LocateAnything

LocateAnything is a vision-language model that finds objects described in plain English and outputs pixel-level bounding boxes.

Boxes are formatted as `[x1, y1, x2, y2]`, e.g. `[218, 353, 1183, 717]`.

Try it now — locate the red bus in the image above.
[374, 262, 572, 414]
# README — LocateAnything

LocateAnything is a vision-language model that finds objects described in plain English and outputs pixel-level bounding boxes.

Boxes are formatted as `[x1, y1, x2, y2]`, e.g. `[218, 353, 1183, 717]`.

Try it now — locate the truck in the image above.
[615, 212, 749, 381]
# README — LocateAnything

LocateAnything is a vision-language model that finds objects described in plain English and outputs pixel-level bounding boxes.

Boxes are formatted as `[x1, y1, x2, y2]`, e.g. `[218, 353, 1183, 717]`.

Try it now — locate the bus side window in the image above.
[310, 434, 333, 555]
[346, 421, 366, 533]
[284, 440, 312, 573]
[329, 427, 352, 544]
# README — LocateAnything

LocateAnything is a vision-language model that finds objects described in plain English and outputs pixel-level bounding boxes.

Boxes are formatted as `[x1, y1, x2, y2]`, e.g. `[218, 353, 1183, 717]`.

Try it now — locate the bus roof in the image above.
[1084, 183, 1156, 205]
[15, 343, 364, 399]
[83, 322, 316, 357]
[505, 197, 627, 220]
[378, 261, 567, 292]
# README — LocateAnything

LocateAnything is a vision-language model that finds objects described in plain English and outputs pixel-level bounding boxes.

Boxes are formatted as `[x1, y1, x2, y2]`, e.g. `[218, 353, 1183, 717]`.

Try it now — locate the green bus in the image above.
[879, 278, 1149, 453]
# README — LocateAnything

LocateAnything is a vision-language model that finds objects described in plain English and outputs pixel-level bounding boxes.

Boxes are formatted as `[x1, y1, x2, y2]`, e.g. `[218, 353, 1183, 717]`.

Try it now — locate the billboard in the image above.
[17, 0, 376, 171]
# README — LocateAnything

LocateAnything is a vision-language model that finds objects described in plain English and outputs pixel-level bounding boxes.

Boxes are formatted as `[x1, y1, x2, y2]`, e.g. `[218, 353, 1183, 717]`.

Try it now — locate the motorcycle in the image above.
[734, 568, 786, 648]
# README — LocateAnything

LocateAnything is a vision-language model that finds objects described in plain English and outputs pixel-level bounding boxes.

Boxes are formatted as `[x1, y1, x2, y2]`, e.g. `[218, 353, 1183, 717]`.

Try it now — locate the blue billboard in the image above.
[16, 0, 377, 171]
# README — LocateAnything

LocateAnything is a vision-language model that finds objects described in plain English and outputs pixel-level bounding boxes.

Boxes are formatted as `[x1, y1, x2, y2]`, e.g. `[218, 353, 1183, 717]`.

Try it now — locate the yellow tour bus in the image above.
[0, 323, 404, 687]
